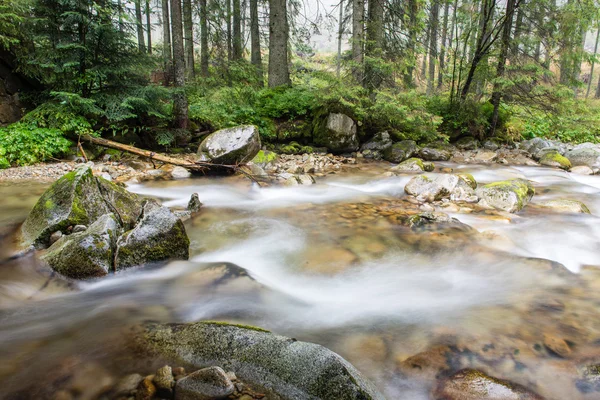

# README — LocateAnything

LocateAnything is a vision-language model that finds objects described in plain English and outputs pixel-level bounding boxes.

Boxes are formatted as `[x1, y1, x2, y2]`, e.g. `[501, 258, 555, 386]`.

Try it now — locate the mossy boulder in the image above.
[476, 179, 535, 213]
[40, 213, 121, 279]
[21, 166, 111, 247]
[115, 200, 190, 270]
[538, 199, 590, 214]
[313, 113, 359, 153]
[455, 137, 480, 150]
[360, 131, 392, 159]
[390, 157, 426, 172]
[419, 146, 452, 161]
[251, 150, 278, 168]
[383, 140, 417, 163]
[197, 125, 261, 165]
[96, 177, 143, 229]
[133, 321, 385, 400]
[458, 173, 477, 190]
[433, 369, 544, 400]
[539, 150, 571, 170]
[405, 174, 459, 202]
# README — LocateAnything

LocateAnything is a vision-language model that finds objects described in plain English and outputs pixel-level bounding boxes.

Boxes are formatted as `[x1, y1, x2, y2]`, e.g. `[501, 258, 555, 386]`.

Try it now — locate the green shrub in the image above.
[0, 123, 72, 166]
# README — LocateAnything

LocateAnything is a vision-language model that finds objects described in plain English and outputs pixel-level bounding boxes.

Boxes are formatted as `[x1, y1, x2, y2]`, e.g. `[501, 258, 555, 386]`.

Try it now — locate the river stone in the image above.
[419, 146, 452, 161]
[41, 213, 121, 279]
[565, 145, 600, 170]
[175, 366, 234, 400]
[188, 193, 203, 213]
[96, 177, 143, 229]
[197, 125, 261, 165]
[114, 373, 144, 397]
[154, 365, 175, 397]
[538, 199, 590, 214]
[520, 137, 553, 155]
[476, 179, 535, 213]
[171, 166, 192, 179]
[314, 113, 359, 153]
[570, 165, 594, 175]
[433, 369, 544, 400]
[539, 150, 571, 170]
[391, 157, 426, 172]
[115, 200, 190, 270]
[360, 131, 392, 158]
[405, 174, 464, 203]
[134, 322, 385, 400]
[456, 137, 479, 150]
[383, 140, 417, 163]
[21, 166, 111, 247]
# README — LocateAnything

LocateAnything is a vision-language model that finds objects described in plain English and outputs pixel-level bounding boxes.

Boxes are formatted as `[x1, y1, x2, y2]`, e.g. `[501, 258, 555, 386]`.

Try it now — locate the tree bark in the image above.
[427, 0, 440, 95]
[227, 0, 232, 61]
[171, 0, 189, 128]
[587, 26, 600, 98]
[162, 0, 172, 66]
[365, 0, 385, 90]
[438, 0, 450, 88]
[146, 0, 152, 54]
[250, 0, 263, 82]
[135, 0, 146, 52]
[337, 0, 344, 77]
[489, 0, 517, 136]
[403, 0, 418, 87]
[199, 0, 209, 76]
[233, 0, 243, 59]
[183, 0, 195, 79]
[268, 0, 291, 87]
[352, 0, 365, 83]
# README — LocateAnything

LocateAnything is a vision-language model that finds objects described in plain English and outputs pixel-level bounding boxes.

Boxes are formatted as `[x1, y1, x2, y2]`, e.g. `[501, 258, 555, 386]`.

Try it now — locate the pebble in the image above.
[72, 225, 87, 233]
[153, 365, 174, 397]
[174, 366, 234, 400]
[49, 231, 63, 245]
[136, 375, 157, 400]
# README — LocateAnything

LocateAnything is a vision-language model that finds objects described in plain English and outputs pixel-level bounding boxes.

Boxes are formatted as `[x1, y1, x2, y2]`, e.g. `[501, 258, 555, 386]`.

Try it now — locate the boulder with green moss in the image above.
[476, 179, 535, 213]
[197, 125, 261, 165]
[391, 157, 426, 172]
[96, 177, 143, 229]
[115, 200, 189, 270]
[383, 140, 418, 163]
[539, 150, 571, 170]
[40, 213, 121, 279]
[133, 321, 385, 400]
[418, 146, 452, 161]
[21, 166, 112, 247]
[313, 113, 359, 153]
[251, 150, 278, 168]
[433, 369, 544, 400]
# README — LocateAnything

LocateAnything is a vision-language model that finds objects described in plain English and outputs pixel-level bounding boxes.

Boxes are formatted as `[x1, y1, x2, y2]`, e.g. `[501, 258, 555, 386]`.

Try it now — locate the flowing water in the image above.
[2, 162, 600, 399]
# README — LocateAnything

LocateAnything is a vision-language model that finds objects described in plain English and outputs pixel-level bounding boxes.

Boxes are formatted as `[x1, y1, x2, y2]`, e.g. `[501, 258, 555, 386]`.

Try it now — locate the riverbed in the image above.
[1, 160, 600, 399]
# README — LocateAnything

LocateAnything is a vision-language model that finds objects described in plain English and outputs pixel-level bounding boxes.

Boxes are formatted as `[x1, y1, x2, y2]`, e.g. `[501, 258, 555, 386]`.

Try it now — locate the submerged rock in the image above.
[197, 125, 261, 165]
[115, 200, 189, 270]
[41, 213, 121, 279]
[433, 369, 544, 400]
[134, 322, 385, 400]
[476, 179, 534, 213]
[383, 140, 418, 163]
[314, 113, 359, 153]
[538, 199, 590, 214]
[539, 150, 571, 170]
[175, 366, 234, 400]
[21, 166, 111, 247]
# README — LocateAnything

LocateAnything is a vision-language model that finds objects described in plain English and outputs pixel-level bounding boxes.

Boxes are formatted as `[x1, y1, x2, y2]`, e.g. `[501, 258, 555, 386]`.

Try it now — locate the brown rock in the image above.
[113, 373, 144, 397]
[397, 345, 454, 381]
[135, 375, 157, 400]
[153, 365, 175, 397]
[543, 333, 572, 358]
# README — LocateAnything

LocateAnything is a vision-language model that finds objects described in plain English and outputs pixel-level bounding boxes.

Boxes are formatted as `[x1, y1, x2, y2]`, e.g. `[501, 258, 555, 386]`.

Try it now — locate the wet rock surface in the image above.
[197, 125, 261, 165]
[314, 113, 359, 153]
[477, 179, 535, 213]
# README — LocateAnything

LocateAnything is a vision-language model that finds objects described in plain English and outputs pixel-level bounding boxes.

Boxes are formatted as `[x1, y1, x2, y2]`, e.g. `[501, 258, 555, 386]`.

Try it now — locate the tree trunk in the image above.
[438, 0, 450, 88]
[171, 0, 189, 128]
[421, 22, 430, 80]
[183, 0, 195, 79]
[199, 0, 209, 76]
[364, 0, 385, 91]
[268, 0, 291, 87]
[337, 0, 344, 77]
[352, 0, 365, 83]
[427, 0, 440, 95]
[512, 3, 524, 58]
[162, 0, 171, 66]
[250, 0, 263, 82]
[135, 0, 146, 52]
[403, 0, 418, 87]
[146, 0, 152, 54]
[587, 27, 600, 97]
[227, 0, 232, 61]
[233, 0, 243, 59]
[460, 0, 493, 99]
[489, 0, 517, 137]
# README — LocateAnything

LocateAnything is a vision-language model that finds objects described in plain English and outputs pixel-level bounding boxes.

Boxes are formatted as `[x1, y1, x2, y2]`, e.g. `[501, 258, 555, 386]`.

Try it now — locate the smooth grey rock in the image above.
[115, 200, 190, 270]
[171, 166, 192, 179]
[314, 113, 359, 153]
[565, 146, 600, 170]
[455, 137, 479, 150]
[21, 166, 111, 247]
[405, 174, 459, 202]
[135, 322, 385, 400]
[41, 214, 121, 279]
[72, 225, 87, 233]
[360, 131, 392, 154]
[483, 140, 500, 151]
[419, 146, 452, 161]
[383, 140, 418, 163]
[476, 179, 535, 213]
[175, 366, 234, 400]
[49, 231, 63, 245]
[197, 125, 261, 165]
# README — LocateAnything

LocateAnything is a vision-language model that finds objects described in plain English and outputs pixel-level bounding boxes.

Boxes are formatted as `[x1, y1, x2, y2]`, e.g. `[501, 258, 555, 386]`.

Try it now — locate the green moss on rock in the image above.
[539, 150, 571, 170]
[477, 179, 535, 213]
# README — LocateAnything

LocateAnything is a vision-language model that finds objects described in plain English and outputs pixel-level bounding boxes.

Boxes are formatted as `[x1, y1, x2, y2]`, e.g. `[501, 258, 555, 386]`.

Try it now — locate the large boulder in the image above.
[391, 158, 427, 172]
[115, 200, 189, 270]
[197, 125, 261, 165]
[314, 113, 359, 153]
[476, 179, 534, 213]
[433, 369, 544, 400]
[21, 166, 112, 247]
[539, 150, 571, 170]
[405, 174, 477, 203]
[96, 177, 143, 229]
[565, 144, 600, 171]
[419, 146, 452, 161]
[40, 214, 121, 279]
[134, 322, 385, 400]
[360, 131, 392, 159]
[383, 140, 418, 163]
